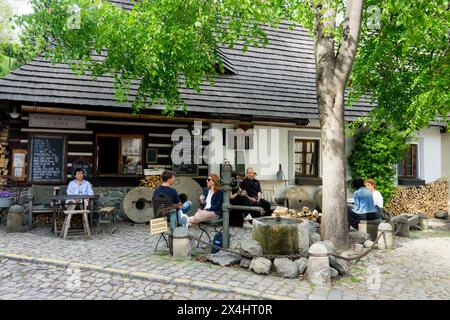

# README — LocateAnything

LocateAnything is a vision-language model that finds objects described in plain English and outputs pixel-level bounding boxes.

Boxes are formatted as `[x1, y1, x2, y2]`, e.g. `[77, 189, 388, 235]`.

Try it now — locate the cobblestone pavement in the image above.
[0, 218, 449, 300]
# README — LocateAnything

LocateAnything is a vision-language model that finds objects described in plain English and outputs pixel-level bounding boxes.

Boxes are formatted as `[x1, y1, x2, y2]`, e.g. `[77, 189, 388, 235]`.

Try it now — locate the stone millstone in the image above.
[252, 217, 299, 255]
[121, 187, 154, 223]
[281, 186, 315, 212]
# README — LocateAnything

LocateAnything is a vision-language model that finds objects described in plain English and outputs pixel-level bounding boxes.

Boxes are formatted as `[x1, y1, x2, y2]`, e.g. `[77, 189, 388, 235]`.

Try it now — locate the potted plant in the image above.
[0, 190, 13, 208]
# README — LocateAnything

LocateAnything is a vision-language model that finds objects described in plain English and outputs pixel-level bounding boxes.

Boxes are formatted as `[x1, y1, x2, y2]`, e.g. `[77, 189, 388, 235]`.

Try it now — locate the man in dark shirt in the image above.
[153, 170, 184, 228]
[239, 167, 271, 217]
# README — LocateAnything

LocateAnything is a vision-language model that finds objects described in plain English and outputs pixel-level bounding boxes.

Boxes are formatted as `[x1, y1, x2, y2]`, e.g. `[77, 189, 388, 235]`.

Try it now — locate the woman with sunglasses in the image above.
[188, 174, 224, 226]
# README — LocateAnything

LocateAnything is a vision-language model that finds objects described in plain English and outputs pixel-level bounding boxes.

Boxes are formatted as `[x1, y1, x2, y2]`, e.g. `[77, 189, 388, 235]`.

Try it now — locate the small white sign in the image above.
[150, 218, 167, 235]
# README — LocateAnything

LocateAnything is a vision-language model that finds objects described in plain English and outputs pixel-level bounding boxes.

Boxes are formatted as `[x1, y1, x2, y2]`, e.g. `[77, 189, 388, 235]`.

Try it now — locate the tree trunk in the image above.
[319, 90, 349, 251]
[313, 0, 364, 250]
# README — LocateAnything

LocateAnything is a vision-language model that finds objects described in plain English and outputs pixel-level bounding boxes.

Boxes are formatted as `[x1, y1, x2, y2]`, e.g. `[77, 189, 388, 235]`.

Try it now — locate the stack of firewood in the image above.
[140, 175, 161, 189]
[0, 126, 7, 144]
[386, 178, 448, 218]
[33, 213, 84, 228]
[272, 206, 322, 223]
[0, 144, 9, 188]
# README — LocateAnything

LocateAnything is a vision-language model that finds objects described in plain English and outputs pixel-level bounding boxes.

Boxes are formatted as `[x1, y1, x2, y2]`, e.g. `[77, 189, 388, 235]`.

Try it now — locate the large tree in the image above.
[17, 0, 449, 249]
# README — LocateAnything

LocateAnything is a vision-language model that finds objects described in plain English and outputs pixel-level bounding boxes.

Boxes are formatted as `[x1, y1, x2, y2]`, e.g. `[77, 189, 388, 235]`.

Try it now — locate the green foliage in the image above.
[350, 0, 450, 133]
[17, 0, 347, 115]
[348, 122, 409, 203]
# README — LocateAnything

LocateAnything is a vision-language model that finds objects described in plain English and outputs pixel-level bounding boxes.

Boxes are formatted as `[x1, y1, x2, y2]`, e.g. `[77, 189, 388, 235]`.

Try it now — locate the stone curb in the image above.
[0, 251, 288, 300]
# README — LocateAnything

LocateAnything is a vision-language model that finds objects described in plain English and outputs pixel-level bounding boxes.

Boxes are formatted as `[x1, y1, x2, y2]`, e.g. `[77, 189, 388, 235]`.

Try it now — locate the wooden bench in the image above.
[61, 210, 91, 240]
[25, 185, 59, 229]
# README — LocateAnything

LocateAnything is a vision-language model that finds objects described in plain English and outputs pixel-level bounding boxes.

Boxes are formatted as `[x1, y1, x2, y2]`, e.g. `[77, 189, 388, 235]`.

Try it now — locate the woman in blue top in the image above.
[188, 173, 224, 226]
[347, 178, 378, 229]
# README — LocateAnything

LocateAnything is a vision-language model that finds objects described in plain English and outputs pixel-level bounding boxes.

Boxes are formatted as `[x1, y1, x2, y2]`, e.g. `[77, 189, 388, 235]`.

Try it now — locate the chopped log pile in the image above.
[0, 143, 9, 188]
[139, 175, 161, 189]
[33, 213, 84, 229]
[386, 178, 448, 218]
[272, 206, 322, 223]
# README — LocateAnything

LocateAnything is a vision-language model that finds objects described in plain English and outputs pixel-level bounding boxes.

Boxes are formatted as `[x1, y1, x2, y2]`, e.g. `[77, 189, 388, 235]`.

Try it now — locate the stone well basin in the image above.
[252, 217, 300, 255]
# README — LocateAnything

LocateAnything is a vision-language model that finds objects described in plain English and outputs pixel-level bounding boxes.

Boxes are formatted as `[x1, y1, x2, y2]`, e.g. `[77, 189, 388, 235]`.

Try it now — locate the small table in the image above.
[51, 195, 95, 236]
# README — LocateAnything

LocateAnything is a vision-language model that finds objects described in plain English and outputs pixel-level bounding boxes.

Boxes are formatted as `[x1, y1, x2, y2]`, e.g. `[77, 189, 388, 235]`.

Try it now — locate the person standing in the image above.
[239, 167, 271, 218]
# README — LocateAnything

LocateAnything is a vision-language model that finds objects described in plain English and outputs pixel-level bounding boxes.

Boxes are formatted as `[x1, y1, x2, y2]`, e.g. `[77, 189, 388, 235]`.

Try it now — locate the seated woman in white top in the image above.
[66, 168, 94, 209]
[364, 178, 383, 218]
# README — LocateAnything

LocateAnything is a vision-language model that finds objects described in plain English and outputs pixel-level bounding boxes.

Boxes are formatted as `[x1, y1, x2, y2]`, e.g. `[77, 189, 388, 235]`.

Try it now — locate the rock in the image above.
[297, 220, 310, 256]
[341, 250, 358, 259]
[249, 257, 272, 275]
[273, 258, 299, 279]
[434, 211, 448, 219]
[309, 232, 321, 245]
[206, 251, 242, 267]
[354, 243, 364, 254]
[330, 267, 339, 278]
[295, 257, 308, 274]
[349, 230, 371, 244]
[364, 240, 374, 248]
[240, 258, 251, 269]
[328, 256, 349, 275]
[239, 239, 263, 257]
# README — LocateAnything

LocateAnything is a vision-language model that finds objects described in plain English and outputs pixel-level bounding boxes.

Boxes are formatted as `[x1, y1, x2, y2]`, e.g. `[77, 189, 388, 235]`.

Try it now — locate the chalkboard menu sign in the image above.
[29, 134, 67, 183]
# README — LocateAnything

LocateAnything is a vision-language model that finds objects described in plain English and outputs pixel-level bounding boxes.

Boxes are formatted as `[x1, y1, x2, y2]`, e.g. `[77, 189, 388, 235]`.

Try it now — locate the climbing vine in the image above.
[348, 122, 410, 203]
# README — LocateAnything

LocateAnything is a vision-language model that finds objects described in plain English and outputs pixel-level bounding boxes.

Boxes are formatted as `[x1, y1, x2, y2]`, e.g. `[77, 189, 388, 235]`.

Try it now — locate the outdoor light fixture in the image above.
[222, 159, 233, 185]
[9, 107, 21, 119]
[296, 119, 310, 126]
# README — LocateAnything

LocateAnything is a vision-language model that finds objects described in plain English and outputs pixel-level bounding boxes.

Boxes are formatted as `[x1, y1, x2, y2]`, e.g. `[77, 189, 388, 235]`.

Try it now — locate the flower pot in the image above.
[0, 197, 13, 208]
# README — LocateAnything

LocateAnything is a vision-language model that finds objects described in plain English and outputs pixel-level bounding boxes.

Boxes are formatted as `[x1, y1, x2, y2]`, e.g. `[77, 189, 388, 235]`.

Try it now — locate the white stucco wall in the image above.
[207, 120, 356, 201]
[415, 126, 442, 182]
[441, 132, 450, 180]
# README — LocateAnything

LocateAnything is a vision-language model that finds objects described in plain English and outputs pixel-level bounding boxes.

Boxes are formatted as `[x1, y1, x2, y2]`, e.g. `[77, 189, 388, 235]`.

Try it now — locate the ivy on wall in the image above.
[348, 123, 410, 204]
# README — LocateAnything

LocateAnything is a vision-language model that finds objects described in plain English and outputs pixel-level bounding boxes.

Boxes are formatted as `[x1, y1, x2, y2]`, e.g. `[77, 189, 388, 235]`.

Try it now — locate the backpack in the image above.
[211, 232, 223, 254]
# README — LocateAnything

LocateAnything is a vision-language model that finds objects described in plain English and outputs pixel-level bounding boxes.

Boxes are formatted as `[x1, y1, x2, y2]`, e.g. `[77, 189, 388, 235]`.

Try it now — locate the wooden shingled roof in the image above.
[0, 0, 374, 121]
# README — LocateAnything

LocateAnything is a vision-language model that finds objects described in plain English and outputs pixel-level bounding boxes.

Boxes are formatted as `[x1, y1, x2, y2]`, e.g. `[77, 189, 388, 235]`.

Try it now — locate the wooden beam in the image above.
[21, 105, 315, 129]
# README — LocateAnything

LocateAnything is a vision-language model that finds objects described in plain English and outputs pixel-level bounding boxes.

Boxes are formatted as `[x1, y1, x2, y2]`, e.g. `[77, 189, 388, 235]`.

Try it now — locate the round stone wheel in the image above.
[172, 177, 203, 215]
[122, 187, 154, 223]
[282, 186, 316, 212]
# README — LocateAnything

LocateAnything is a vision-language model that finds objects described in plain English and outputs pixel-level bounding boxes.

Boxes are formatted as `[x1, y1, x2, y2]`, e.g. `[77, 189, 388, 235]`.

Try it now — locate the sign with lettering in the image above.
[29, 134, 67, 183]
[150, 218, 168, 235]
[29, 113, 86, 129]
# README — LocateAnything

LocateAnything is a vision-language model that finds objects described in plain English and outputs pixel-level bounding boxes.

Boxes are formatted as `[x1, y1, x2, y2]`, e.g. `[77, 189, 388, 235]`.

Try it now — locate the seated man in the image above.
[239, 167, 271, 219]
[152, 170, 184, 228]
[347, 178, 379, 229]
[66, 168, 94, 209]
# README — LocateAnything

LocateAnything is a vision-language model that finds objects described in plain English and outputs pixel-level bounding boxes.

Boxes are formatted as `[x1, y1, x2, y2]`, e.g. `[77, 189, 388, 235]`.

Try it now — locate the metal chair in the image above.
[152, 193, 178, 252]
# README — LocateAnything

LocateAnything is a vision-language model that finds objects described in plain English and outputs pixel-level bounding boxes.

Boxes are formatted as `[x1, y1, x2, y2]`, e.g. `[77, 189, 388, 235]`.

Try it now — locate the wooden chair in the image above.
[152, 193, 179, 252]
[25, 185, 59, 229]
[96, 206, 117, 235]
